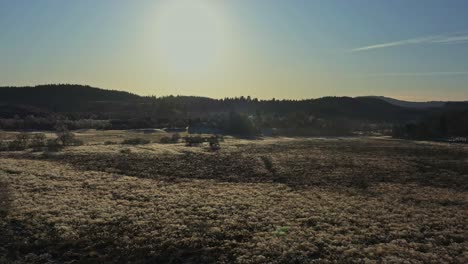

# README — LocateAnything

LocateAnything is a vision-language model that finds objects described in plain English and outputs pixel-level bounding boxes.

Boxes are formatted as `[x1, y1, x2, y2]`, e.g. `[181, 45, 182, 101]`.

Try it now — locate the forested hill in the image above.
[0, 85, 140, 112]
[2, 84, 467, 136]
[0, 84, 419, 120]
[359, 96, 447, 109]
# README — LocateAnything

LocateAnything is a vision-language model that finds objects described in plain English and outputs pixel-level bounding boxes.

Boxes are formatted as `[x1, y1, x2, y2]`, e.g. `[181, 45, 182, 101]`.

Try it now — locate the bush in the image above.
[122, 138, 150, 145]
[159, 133, 182, 144]
[7, 133, 30, 151]
[184, 136, 204, 146]
[30, 133, 46, 152]
[45, 139, 63, 152]
[72, 138, 84, 146]
[159, 136, 172, 144]
[104, 141, 117, 145]
[119, 148, 132, 154]
[273, 226, 290, 236]
[208, 136, 221, 151]
[171, 133, 181, 142]
[0, 141, 7, 152]
[0, 132, 80, 152]
[260, 156, 275, 174]
[56, 129, 83, 146]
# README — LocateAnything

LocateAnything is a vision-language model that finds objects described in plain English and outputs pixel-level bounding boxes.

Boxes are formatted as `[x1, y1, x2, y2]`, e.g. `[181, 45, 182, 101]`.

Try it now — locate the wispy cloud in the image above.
[362, 71, 468, 77]
[352, 33, 468, 52]
[431, 35, 468, 44]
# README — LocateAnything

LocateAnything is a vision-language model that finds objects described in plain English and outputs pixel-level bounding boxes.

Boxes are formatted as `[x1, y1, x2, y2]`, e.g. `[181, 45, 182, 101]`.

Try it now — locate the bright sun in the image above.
[154, 0, 230, 76]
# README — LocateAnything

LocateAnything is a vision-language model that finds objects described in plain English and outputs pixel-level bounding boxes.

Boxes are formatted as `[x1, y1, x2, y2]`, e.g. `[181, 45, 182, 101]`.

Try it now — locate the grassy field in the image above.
[0, 131, 467, 263]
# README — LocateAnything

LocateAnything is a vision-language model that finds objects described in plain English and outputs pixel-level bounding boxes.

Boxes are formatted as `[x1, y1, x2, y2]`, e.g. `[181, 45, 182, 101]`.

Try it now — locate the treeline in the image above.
[2, 84, 466, 138]
[0, 84, 420, 120]
[392, 108, 468, 140]
[0, 116, 111, 131]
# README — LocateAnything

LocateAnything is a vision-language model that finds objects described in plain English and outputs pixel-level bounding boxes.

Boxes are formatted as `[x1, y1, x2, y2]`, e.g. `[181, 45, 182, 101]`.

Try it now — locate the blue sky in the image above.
[1, 0, 467, 100]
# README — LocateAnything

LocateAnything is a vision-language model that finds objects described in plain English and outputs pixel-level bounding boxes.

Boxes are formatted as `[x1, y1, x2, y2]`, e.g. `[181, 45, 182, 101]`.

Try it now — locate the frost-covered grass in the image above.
[0, 136, 467, 263]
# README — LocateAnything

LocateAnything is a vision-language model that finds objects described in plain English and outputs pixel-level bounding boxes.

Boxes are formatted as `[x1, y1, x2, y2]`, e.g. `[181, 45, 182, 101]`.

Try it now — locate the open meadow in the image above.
[3, 0, 468, 263]
[0, 130, 467, 263]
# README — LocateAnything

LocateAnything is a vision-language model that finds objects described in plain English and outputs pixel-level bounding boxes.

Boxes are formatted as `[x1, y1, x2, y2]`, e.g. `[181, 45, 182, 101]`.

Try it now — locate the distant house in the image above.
[132, 128, 165, 134]
[188, 123, 222, 135]
[448, 137, 468, 144]
[163, 127, 188, 133]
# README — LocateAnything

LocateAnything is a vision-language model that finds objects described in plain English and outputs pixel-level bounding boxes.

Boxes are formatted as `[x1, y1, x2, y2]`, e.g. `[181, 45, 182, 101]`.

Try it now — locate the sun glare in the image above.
[154, 0, 230, 76]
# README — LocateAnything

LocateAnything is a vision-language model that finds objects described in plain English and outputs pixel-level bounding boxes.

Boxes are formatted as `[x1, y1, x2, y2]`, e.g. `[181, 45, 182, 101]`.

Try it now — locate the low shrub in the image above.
[120, 148, 132, 154]
[72, 138, 84, 146]
[0, 141, 7, 152]
[208, 136, 221, 151]
[1, 131, 81, 152]
[260, 156, 276, 174]
[171, 133, 181, 143]
[45, 139, 63, 152]
[159, 133, 181, 144]
[15, 133, 30, 142]
[30, 133, 46, 152]
[57, 129, 83, 146]
[7, 140, 26, 151]
[273, 226, 290, 236]
[159, 137, 172, 144]
[5, 133, 31, 151]
[122, 138, 150, 145]
[160, 133, 181, 144]
[184, 136, 204, 146]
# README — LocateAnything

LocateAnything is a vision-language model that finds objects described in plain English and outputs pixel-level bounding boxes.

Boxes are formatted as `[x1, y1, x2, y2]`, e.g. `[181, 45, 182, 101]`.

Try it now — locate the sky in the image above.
[1, 0, 468, 101]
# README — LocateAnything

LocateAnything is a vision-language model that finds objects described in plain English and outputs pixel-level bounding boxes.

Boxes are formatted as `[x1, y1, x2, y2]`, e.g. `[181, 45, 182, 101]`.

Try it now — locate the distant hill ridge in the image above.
[359, 96, 450, 109]
[0, 84, 459, 122]
[1, 85, 460, 108]
[0, 84, 140, 104]
[1, 84, 467, 137]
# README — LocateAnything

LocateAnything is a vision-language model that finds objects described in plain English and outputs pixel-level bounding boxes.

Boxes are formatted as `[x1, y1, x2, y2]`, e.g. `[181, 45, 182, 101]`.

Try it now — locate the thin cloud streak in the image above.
[352, 33, 468, 52]
[362, 71, 468, 77]
[432, 35, 468, 44]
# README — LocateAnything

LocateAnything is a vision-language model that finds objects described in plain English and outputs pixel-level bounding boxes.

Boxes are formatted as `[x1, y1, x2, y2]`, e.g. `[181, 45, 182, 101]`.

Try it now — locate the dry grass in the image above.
[0, 134, 467, 263]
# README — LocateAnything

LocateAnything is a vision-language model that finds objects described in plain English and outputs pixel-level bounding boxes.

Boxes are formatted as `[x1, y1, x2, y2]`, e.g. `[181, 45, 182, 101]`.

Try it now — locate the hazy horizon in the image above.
[1, 0, 468, 101]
